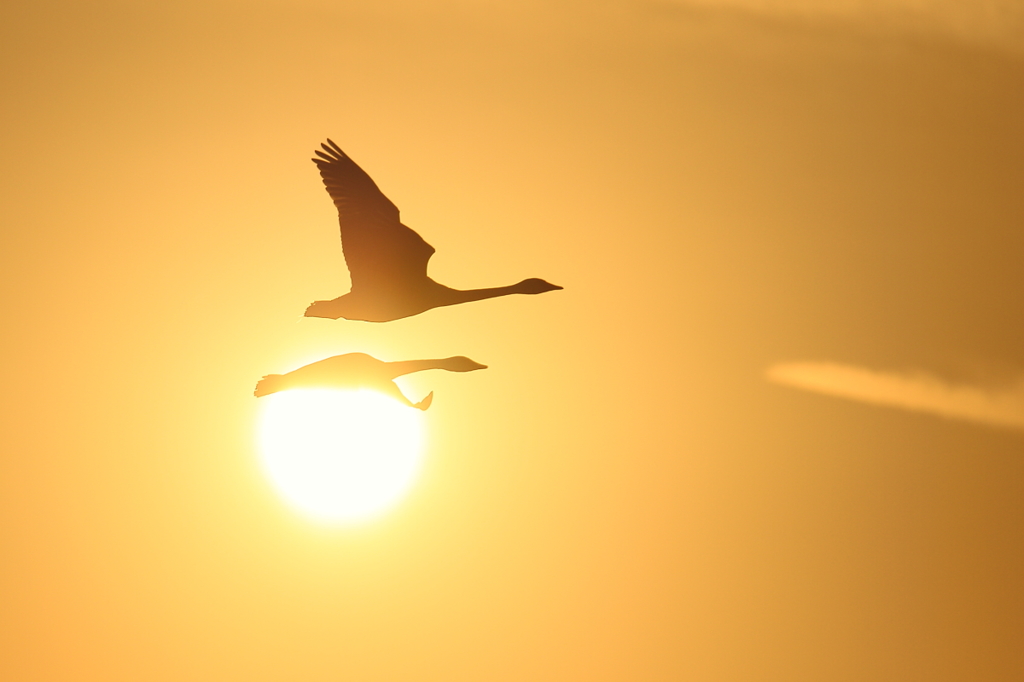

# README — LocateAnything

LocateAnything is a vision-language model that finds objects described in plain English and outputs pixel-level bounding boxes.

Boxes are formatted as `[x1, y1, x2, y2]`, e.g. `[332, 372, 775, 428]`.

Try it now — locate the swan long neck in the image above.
[444, 283, 524, 306]
[385, 357, 464, 378]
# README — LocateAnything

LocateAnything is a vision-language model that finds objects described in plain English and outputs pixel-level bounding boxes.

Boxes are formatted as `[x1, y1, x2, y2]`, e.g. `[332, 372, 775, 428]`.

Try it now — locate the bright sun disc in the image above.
[257, 388, 425, 522]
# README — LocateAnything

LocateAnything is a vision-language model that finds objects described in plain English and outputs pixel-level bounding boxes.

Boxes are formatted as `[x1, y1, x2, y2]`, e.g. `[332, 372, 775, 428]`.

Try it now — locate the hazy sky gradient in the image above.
[666, 0, 1024, 55]
[2, 1, 1022, 681]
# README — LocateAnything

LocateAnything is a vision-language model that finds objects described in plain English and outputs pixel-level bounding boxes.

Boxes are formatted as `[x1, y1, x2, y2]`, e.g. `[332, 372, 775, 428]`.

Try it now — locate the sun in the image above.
[257, 388, 425, 522]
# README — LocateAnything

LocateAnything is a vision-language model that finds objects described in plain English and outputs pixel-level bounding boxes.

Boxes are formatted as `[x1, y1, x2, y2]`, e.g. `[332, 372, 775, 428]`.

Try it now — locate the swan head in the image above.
[443, 356, 488, 372]
[516, 278, 563, 295]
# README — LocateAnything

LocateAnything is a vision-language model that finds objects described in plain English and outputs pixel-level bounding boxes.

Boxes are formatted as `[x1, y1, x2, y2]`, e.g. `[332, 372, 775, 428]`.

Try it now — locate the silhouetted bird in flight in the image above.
[254, 353, 487, 410]
[305, 139, 562, 322]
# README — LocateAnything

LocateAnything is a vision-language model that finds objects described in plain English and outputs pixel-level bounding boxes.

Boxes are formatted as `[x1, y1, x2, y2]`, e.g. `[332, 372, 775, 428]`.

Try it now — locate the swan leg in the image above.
[376, 380, 419, 409]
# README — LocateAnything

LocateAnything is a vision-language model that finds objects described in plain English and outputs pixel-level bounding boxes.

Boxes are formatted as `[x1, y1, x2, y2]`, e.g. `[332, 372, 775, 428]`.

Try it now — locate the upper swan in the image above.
[305, 139, 562, 322]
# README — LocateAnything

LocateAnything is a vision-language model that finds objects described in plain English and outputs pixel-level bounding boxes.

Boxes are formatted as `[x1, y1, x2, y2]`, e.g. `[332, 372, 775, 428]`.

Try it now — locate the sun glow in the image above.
[257, 389, 425, 522]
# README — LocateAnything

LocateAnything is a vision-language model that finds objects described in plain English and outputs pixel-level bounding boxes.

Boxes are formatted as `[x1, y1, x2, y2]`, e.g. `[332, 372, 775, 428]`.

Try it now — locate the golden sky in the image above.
[2, 1, 1022, 680]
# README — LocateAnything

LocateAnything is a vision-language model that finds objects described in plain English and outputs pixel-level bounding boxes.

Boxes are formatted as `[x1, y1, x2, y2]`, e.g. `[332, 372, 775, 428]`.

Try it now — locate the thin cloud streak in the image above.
[767, 361, 1024, 432]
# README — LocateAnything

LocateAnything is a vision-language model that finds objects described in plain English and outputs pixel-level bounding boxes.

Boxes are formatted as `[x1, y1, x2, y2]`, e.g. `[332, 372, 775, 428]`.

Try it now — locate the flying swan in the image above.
[253, 353, 487, 410]
[305, 139, 562, 322]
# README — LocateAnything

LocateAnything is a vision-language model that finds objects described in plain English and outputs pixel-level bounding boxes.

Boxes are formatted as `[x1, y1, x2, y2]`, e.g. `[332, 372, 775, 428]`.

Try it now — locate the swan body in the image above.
[306, 139, 562, 322]
[253, 353, 487, 410]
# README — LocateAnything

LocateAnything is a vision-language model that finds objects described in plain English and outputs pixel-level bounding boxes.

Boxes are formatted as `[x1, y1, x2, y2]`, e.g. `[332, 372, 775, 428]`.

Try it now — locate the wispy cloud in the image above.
[661, 0, 1024, 57]
[766, 361, 1024, 432]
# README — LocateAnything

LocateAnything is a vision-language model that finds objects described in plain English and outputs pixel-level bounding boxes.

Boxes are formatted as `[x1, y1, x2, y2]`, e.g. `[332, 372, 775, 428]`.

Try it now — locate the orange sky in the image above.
[2, 2, 1022, 680]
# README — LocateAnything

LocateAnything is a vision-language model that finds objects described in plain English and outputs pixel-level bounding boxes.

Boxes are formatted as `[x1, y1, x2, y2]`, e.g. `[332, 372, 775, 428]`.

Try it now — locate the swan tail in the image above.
[254, 374, 286, 397]
[304, 300, 342, 320]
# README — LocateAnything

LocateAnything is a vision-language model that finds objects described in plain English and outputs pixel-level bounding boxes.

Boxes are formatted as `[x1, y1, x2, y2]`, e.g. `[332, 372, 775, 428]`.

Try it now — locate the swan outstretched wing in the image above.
[313, 140, 435, 290]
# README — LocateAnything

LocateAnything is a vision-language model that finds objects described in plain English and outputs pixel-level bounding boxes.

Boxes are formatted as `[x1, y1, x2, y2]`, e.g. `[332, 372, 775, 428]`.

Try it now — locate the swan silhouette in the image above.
[305, 139, 562, 322]
[253, 353, 487, 410]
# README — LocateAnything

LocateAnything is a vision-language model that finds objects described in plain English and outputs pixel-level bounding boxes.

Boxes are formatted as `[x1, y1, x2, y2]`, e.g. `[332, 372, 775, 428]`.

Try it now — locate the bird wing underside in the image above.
[339, 220, 435, 291]
[313, 139, 435, 290]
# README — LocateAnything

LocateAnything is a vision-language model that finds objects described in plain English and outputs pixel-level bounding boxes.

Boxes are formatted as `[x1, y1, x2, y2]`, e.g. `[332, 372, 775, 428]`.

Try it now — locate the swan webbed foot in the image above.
[415, 391, 434, 411]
